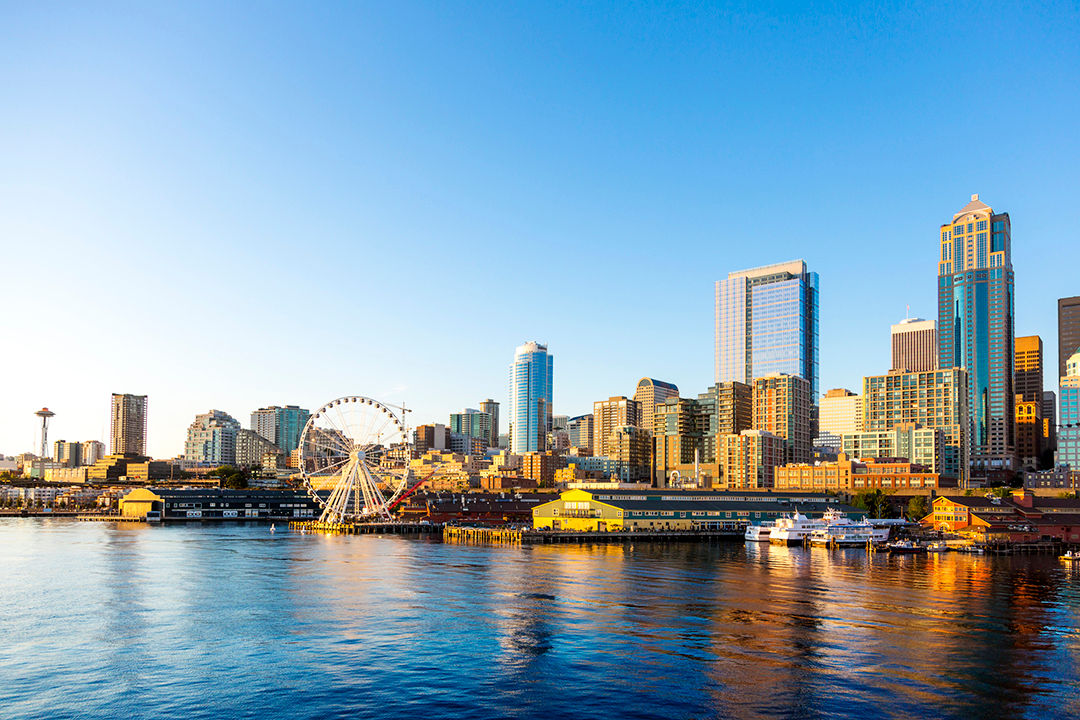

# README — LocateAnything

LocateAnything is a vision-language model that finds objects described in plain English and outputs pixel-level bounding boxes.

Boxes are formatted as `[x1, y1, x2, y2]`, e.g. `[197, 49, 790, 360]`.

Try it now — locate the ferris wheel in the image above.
[298, 396, 413, 523]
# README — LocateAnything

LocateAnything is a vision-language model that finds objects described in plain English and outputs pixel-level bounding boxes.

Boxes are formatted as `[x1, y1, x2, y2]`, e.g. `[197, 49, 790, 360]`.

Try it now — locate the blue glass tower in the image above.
[937, 194, 1015, 474]
[715, 260, 819, 399]
[1058, 351, 1080, 469]
[509, 341, 553, 453]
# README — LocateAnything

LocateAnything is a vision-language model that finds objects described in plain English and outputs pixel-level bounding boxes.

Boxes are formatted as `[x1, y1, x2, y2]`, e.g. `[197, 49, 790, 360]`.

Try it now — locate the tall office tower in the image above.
[54, 440, 82, 468]
[567, 414, 594, 453]
[891, 318, 938, 372]
[250, 406, 311, 456]
[863, 368, 970, 483]
[751, 373, 812, 464]
[449, 409, 492, 446]
[509, 341, 553, 453]
[1014, 336, 1045, 467]
[1059, 297, 1080, 380]
[1058, 350, 1080, 469]
[80, 440, 105, 466]
[633, 378, 679, 435]
[593, 396, 641, 458]
[937, 194, 1015, 474]
[110, 393, 147, 455]
[715, 259, 819, 400]
[479, 399, 500, 447]
[183, 410, 241, 464]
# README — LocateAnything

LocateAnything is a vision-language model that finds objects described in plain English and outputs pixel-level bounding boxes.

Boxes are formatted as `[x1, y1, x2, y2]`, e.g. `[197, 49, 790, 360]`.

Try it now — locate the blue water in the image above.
[1, 520, 1079, 719]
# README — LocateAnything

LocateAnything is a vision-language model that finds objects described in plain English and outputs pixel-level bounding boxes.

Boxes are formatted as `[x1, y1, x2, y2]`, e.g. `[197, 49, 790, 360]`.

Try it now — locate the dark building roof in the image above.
[153, 488, 314, 502]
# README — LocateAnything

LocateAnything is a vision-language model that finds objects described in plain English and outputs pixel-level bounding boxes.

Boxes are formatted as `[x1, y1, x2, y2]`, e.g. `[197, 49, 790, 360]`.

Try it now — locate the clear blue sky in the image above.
[2, 1, 1078, 458]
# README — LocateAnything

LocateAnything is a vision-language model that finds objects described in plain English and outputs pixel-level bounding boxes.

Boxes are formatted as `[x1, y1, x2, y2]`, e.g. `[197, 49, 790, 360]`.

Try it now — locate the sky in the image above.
[1, 1, 1078, 458]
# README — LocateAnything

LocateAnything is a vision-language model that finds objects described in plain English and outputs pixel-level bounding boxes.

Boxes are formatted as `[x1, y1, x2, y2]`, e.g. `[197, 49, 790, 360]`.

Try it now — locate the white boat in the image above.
[744, 521, 776, 542]
[926, 541, 948, 553]
[771, 508, 889, 545]
[807, 524, 880, 547]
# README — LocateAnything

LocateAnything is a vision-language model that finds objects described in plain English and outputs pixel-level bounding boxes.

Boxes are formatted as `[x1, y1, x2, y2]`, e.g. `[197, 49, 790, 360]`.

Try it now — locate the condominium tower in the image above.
[479, 399, 500, 447]
[593, 396, 641, 459]
[110, 393, 147, 455]
[632, 378, 679, 436]
[937, 194, 1015, 473]
[250, 405, 310, 455]
[891, 318, 938, 372]
[1058, 349, 1080, 470]
[715, 259, 819, 400]
[1014, 336, 1045, 467]
[509, 341, 553, 453]
[751, 373, 812, 464]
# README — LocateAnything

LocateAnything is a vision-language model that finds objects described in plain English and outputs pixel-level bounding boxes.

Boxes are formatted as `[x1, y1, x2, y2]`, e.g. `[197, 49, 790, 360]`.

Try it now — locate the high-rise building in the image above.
[752, 373, 812, 464]
[110, 393, 147, 455]
[653, 397, 704, 486]
[863, 368, 969, 483]
[819, 388, 862, 435]
[717, 430, 786, 489]
[54, 440, 81, 468]
[509, 341, 553, 453]
[235, 428, 282, 468]
[632, 378, 679, 436]
[250, 405, 311, 456]
[1043, 390, 1058, 458]
[413, 424, 449, 456]
[567, 414, 594, 453]
[1015, 336, 1045, 468]
[449, 409, 492, 447]
[1059, 349, 1080, 470]
[184, 410, 241, 465]
[80, 440, 105, 466]
[1059, 297, 1080, 380]
[611, 426, 651, 483]
[937, 194, 1015, 473]
[841, 423, 944, 475]
[715, 259, 819, 400]
[479, 399, 500, 447]
[593, 396, 641, 459]
[891, 318, 938, 372]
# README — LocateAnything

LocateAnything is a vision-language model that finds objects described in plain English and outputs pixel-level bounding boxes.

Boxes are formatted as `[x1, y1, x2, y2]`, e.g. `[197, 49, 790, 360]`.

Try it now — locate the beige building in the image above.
[820, 388, 862, 436]
[717, 430, 786, 489]
[611, 425, 651, 483]
[632, 378, 679, 437]
[752, 373, 812, 464]
[593, 396, 641, 459]
[891, 318, 938, 372]
[110, 393, 147, 455]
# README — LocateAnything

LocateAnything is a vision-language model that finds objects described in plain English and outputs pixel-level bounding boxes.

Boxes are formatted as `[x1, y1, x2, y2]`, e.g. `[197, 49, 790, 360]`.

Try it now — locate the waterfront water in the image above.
[2, 520, 1079, 719]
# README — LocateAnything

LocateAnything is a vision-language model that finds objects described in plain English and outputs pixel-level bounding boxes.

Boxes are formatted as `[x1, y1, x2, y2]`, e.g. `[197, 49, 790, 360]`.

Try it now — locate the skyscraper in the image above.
[593, 396, 641, 459]
[891, 318, 938, 372]
[632, 378, 679, 436]
[1059, 297, 1080, 380]
[715, 259, 819, 400]
[751, 373, 812, 464]
[479, 399, 500, 447]
[1058, 349, 1080, 470]
[509, 341, 553, 453]
[449, 409, 492, 446]
[250, 405, 311, 456]
[1015, 336, 1045, 467]
[110, 393, 147, 455]
[937, 194, 1015, 474]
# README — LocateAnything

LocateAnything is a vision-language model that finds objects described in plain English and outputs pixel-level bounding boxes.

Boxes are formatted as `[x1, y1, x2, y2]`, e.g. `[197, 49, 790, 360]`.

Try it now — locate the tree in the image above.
[210, 465, 249, 489]
[907, 495, 930, 521]
[851, 489, 895, 518]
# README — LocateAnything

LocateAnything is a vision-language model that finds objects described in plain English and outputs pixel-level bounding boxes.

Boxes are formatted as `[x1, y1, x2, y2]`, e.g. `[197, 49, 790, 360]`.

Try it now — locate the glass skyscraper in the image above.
[714, 260, 819, 399]
[1058, 350, 1080, 470]
[508, 341, 553, 453]
[937, 194, 1015, 473]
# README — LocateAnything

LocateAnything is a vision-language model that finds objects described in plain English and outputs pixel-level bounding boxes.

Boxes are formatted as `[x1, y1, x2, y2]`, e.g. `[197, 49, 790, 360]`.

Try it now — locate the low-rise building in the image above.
[119, 487, 321, 520]
[920, 490, 1080, 543]
[533, 488, 861, 532]
[774, 454, 941, 493]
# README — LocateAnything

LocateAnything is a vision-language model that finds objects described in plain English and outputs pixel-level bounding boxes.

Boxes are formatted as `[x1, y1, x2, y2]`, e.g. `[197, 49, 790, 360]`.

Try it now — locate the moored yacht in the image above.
[769, 512, 826, 545]
[744, 521, 776, 542]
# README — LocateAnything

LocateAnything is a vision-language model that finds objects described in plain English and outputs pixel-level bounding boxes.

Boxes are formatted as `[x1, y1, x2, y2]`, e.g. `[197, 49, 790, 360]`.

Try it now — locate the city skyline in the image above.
[2, 4, 1078, 458]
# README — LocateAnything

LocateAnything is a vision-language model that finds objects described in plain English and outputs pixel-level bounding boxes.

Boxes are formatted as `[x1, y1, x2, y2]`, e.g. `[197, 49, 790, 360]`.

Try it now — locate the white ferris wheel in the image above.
[298, 396, 414, 523]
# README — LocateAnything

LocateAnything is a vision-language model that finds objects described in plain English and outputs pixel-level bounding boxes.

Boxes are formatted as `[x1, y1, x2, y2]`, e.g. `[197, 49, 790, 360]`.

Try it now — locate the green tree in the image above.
[906, 495, 930, 521]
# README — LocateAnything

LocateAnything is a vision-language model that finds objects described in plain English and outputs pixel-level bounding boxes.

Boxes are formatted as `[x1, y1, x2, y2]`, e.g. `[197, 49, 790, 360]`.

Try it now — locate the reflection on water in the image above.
[1, 520, 1079, 719]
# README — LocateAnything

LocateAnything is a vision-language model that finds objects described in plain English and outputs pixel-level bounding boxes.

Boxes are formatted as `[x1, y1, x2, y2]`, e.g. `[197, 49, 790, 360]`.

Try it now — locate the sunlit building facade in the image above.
[715, 259, 819, 400]
[937, 194, 1015, 473]
[509, 341, 553, 453]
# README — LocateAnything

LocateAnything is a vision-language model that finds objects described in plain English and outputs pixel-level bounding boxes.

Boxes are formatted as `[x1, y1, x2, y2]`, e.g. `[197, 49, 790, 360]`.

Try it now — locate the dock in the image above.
[288, 521, 442, 535]
[444, 526, 522, 543]
[521, 529, 744, 544]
